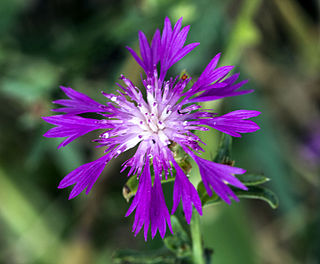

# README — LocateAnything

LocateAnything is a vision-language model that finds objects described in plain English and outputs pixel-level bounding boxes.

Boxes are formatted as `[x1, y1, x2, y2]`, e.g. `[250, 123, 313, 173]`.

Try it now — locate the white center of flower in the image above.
[133, 92, 172, 145]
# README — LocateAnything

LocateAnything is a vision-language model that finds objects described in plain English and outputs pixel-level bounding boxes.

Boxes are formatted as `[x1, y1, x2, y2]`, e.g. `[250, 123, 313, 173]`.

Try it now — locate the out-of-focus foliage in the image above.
[0, 0, 319, 263]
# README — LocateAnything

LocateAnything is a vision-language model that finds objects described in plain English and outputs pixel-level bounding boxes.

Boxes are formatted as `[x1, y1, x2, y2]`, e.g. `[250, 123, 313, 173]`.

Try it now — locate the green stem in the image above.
[190, 211, 205, 264]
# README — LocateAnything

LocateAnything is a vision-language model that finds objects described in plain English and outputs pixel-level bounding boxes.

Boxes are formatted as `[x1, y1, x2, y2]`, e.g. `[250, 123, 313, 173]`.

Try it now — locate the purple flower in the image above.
[43, 17, 260, 240]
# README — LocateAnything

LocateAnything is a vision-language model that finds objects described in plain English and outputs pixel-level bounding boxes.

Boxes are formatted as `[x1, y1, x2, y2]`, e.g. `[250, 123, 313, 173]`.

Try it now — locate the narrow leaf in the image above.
[112, 248, 176, 264]
[122, 175, 139, 202]
[236, 173, 270, 186]
[197, 182, 278, 209]
[232, 186, 279, 209]
[197, 182, 219, 206]
[163, 215, 192, 258]
[214, 134, 233, 164]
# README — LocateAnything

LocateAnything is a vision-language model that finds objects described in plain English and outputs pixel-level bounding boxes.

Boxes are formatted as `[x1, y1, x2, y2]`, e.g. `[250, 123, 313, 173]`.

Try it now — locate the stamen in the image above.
[181, 74, 188, 80]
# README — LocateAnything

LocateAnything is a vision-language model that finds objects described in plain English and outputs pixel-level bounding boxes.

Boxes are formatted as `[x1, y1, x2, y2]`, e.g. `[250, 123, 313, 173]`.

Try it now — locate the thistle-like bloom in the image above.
[43, 17, 260, 240]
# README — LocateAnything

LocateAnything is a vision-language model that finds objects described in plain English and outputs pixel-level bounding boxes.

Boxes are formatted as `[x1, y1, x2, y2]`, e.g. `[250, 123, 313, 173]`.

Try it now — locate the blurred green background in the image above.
[0, 0, 319, 263]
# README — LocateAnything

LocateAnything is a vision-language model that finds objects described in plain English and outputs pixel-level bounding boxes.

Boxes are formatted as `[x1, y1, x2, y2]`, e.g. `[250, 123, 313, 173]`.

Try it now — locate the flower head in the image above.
[43, 17, 260, 240]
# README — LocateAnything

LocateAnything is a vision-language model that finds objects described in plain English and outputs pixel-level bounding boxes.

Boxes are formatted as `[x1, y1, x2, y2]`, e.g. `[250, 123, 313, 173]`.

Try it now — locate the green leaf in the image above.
[214, 134, 233, 164]
[236, 173, 270, 186]
[197, 182, 279, 209]
[232, 186, 279, 209]
[113, 216, 194, 264]
[197, 182, 219, 206]
[122, 175, 140, 202]
[163, 215, 192, 259]
[112, 248, 177, 264]
[169, 143, 192, 174]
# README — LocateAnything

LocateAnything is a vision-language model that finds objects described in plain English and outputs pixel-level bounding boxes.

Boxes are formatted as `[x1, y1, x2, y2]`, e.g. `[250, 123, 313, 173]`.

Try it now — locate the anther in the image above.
[178, 109, 187, 114]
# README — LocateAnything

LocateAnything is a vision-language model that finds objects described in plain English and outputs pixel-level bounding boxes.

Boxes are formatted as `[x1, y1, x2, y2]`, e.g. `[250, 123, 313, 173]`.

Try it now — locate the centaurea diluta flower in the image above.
[43, 17, 260, 240]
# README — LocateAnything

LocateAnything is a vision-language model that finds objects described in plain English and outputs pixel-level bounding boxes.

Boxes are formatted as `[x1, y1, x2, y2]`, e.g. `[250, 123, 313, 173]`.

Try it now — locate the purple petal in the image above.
[52, 86, 106, 115]
[188, 89, 254, 102]
[127, 17, 198, 80]
[171, 159, 202, 224]
[150, 172, 172, 239]
[58, 155, 109, 199]
[168, 42, 200, 69]
[199, 53, 221, 79]
[223, 110, 261, 119]
[188, 65, 234, 96]
[170, 25, 189, 56]
[161, 17, 173, 48]
[189, 153, 247, 204]
[188, 74, 253, 103]
[42, 115, 112, 148]
[125, 158, 154, 241]
[126, 46, 146, 70]
[159, 17, 199, 81]
[151, 29, 161, 66]
[139, 31, 152, 71]
[196, 110, 260, 137]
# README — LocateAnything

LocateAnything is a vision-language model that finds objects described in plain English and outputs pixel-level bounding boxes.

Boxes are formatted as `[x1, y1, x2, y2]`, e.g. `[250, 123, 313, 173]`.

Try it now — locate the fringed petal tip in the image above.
[195, 109, 261, 137]
[41, 116, 54, 124]
[57, 182, 66, 189]
[68, 192, 78, 200]
[241, 185, 249, 191]
[125, 160, 174, 241]
[187, 152, 249, 204]
[250, 110, 261, 117]
[57, 155, 108, 200]
[171, 157, 203, 224]
[47, 85, 108, 115]
[127, 16, 198, 79]
[59, 85, 70, 93]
